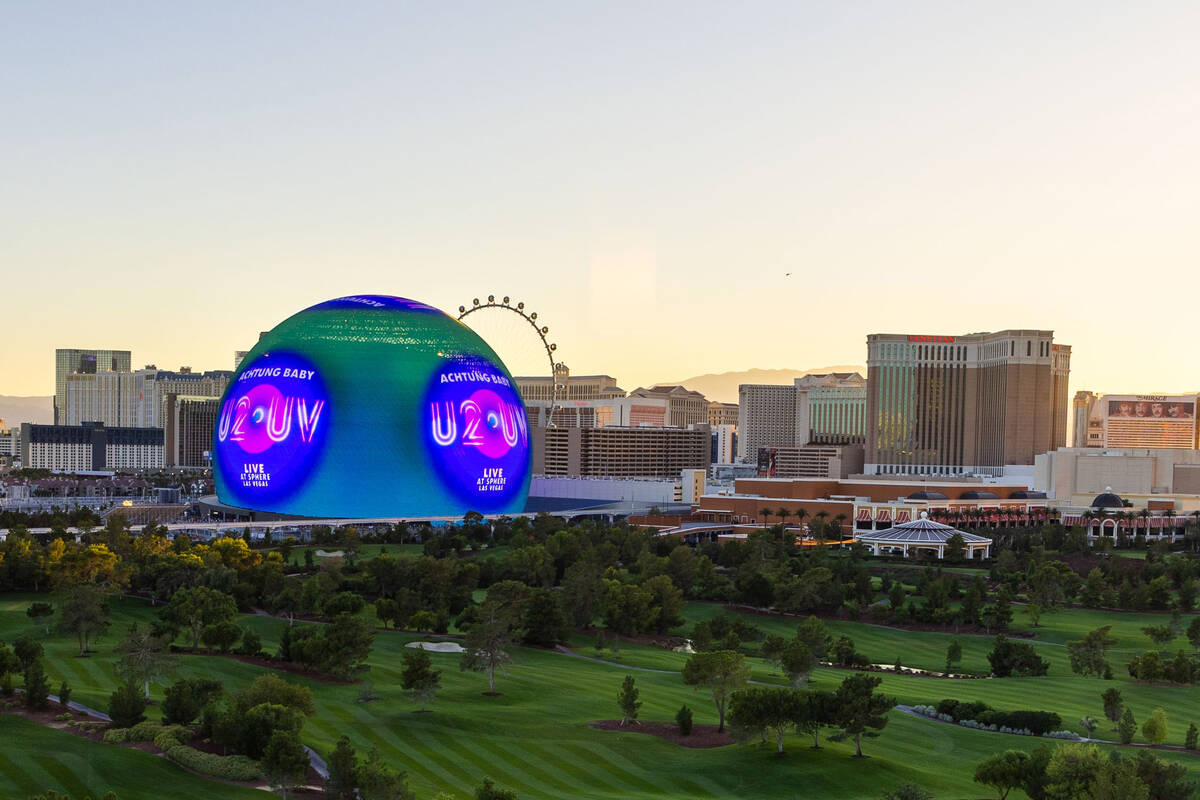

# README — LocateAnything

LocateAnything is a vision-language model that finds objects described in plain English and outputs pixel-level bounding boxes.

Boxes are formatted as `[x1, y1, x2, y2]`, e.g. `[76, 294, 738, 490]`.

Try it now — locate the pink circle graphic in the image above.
[466, 389, 516, 459]
[232, 383, 284, 454]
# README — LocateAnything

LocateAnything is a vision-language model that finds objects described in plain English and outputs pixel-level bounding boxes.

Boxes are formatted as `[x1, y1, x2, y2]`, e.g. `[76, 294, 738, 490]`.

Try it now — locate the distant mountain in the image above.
[667, 367, 864, 404]
[0, 396, 53, 427]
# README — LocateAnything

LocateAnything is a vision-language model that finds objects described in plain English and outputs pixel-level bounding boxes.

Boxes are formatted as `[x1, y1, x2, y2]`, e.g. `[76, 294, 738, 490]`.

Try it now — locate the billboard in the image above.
[1106, 399, 1194, 419]
[213, 295, 531, 518]
[1102, 394, 1199, 449]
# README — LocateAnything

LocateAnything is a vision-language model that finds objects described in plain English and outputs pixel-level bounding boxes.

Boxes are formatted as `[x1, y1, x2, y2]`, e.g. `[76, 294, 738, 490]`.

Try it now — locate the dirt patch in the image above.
[580, 626, 685, 650]
[0, 701, 106, 740]
[590, 720, 734, 749]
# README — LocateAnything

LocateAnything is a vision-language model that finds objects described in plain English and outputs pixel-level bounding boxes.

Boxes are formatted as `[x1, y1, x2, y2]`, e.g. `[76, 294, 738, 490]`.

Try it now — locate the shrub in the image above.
[23, 660, 51, 710]
[161, 743, 261, 781]
[236, 630, 262, 657]
[988, 635, 1050, 677]
[676, 704, 694, 736]
[108, 682, 147, 728]
[58, 681, 71, 708]
[162, 678, 223, 726]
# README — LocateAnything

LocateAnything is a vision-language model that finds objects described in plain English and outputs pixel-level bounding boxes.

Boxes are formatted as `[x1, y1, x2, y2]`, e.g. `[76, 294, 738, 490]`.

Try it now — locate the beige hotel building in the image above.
[866, 330, 1070, 477]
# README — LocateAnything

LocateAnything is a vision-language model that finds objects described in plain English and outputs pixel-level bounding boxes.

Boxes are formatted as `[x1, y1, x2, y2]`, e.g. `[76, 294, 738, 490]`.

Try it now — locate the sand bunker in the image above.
[405, 641, 465, 653]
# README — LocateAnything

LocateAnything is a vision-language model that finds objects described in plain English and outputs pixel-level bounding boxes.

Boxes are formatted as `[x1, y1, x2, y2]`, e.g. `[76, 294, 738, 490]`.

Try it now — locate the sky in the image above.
[2, 1, 1199, 398]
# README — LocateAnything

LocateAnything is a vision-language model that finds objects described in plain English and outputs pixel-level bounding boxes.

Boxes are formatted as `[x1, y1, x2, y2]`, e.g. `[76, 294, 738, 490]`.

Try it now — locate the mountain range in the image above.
[0, 396, 53, 427]
[667, 366, 864, 404]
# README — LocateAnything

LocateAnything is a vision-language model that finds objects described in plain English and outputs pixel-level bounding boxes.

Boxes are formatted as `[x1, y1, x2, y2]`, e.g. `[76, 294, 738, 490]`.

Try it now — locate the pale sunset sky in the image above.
[3, 2, 1198, 399]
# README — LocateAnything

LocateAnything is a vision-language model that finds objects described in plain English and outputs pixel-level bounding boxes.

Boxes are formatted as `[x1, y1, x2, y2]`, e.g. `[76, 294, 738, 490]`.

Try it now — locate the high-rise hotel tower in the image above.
[865, 330, 1070, 477]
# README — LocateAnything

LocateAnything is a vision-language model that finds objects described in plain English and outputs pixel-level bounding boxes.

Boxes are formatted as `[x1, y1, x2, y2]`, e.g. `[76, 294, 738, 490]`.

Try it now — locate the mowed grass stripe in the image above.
[325, 702, 475, 789]
[33, 753, 95, 799]
[354, 711, 481, 792]
[468, 736, 597, 797]
[421, 728, 562, 797]
[0, 749, 43, 796]
[556, 740, 680, 797]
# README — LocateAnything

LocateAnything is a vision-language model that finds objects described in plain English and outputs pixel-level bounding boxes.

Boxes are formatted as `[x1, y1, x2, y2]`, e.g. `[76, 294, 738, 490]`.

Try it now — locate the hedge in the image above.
[927, 699, 1062, 736]
[101, 722, 261, 781]
[160, 743, 261, 781]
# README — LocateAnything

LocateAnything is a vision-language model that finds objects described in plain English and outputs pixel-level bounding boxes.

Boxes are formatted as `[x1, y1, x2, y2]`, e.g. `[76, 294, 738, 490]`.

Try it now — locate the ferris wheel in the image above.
[456, 295, 564, 427]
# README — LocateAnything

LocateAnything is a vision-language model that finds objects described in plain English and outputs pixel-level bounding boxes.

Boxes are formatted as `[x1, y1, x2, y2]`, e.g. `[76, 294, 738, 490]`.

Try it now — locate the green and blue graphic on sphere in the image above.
[213, 294, 531, 517]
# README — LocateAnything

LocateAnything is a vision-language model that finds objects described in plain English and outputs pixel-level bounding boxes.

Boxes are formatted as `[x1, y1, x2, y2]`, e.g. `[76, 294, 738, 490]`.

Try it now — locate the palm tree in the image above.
[793, 507, 809, 532]
[759, 507, 773, 527]
[833, 513, 847, 541]
[813, 510, 830, 546]
[778, 508, 792, 529]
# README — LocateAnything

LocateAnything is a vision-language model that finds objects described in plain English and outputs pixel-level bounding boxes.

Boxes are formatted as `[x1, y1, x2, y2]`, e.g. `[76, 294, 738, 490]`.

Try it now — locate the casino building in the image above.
[1072, 391, 1200, 449]
[865, 330, 1070, 477]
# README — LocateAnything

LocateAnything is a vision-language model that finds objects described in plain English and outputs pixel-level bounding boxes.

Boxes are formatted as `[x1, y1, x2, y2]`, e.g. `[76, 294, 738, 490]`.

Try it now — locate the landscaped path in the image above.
[894, 704, 1195, 752]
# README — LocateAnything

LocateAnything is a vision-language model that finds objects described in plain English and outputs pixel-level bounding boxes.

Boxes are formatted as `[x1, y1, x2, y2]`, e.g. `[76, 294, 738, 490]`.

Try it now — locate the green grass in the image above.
[3, 594, 1200, 800]
[0, 715, 263, 799]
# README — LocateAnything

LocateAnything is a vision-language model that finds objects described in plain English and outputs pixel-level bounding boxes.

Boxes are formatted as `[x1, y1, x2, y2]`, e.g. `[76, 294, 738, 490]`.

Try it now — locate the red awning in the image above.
[875, 509, 891, 521]
[895, 510, 911, 522]
[856, 509, 872, 521]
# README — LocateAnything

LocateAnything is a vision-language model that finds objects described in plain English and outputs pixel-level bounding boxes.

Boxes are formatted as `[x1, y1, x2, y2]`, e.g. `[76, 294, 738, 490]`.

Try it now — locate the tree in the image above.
[945, 533, 967, 562]
[1119, 708, 1137, 744]
[681, 650, 750, 732]
[1080, 716, 1098, 737]
[1102, 688, 1123, 730]
[795, 615, 831, 661]
[761, 634, 786, 675]
[1186, 722, 1198, 751]
[1187, 617, 1200, 653]
[832, 672, 894, 758]
[617, 675, 642, 726]
[0, 644, 18, 696]
[325, 736, 358, 800]
[400, 648, 441, 712]
[560, 561, 606, 628]
[1045, 743, 1105, 800]
[358, 745, 413, 800]
[162, 587, 237, 650]
[1025, 562, 1081, 624]
[475, 778, 518, 800]
[23, 659, 50, 710]
[108, 681, 147, 728]
[26, 602, 54, 635]
[461, 597, 520, 695]
[114, 623, 175, 699]
[1142, 707, 1168, 746]
[974, 750, 1031, 800]
[779, 640, 815, 687]
[724, 686, 801, 753]
[1067, 625, 1118, 678]
[796, 689, 834, 749]
[988, 634, 1050, 677]
[262, 729, 310, 799]
[945, 640, 962, 674]
[1091, 757, 1149, 800]
[57, 582, 110, 656]
[521, 589, 569, 646]
[676, 704, 693, 735]
[1142, 624, 1176, 649]
[161, 677, 223, 726]
[317, 614, 376, 679]
[13, 635, 43, 671]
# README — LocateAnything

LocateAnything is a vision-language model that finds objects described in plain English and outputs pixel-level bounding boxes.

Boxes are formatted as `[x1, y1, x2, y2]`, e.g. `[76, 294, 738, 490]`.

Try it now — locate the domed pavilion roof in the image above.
[1090, 487, 1124, 510]
[855, 512, 991, 544]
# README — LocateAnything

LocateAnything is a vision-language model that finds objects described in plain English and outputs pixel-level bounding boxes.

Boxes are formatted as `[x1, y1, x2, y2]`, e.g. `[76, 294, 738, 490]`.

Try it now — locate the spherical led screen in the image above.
[213, 295, 531, 518]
